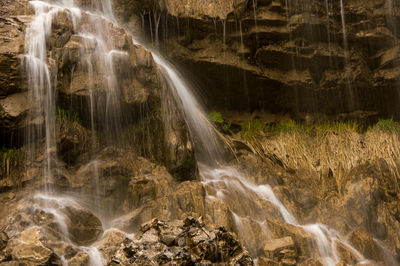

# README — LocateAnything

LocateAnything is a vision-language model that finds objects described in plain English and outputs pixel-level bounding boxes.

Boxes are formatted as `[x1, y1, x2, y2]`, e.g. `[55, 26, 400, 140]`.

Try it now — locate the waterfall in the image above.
[23, 0, 374, 265]
[151, 52, 369, 266]
[340, 0, 357, 111]
[152, 53, 226, 165]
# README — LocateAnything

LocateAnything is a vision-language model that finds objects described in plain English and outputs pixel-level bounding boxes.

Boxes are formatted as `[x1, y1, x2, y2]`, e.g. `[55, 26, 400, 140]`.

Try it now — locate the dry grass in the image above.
[229, 124, 400, 194]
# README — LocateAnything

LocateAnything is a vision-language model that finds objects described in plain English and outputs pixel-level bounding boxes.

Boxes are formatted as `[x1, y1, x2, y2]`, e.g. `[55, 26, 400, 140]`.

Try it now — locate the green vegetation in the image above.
[240, 119, 266, 140]
[370, 119, 400, 134]
[1, 148, 23, 177]
[314, 120, 360, 133]
[208, 111, 231, 132]
[57, 107, 80, 124]
[267, 119, 304, 133]
[209, 111, 400, 141]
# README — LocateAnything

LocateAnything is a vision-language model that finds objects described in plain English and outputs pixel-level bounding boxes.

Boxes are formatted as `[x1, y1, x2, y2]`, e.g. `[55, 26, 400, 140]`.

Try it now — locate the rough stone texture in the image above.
[127, 0, 400, 119]
[1, 1, 400, 265]
[101, 217, 254, 265]
[265, 217, 314, 258]
[0, 195, 253, 266]
[0, 0, 196, 181]
[264, 236, 296, 261]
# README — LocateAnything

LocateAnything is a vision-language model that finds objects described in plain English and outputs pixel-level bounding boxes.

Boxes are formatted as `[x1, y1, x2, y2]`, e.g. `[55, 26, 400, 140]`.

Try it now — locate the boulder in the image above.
[6, 227, 58, 264]
[265, 218, 314, 257]
[0, 92, 29, 130]
[62, 206, 103, 246]
[264, 236, 297, 261]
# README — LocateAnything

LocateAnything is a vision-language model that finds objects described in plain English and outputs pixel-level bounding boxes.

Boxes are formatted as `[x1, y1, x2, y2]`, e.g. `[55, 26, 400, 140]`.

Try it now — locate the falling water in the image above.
[151, 52, 368, 265]
[340, 0, 357, 111]
[284, 0, 300, 113]
[325, 0, 332, 66]
[340, 0, 349, 62]
[25, 0, 82, 191]
[152, 53, 226, 165]
[23, 0, 375, 264]
[33, 193, 106, 265]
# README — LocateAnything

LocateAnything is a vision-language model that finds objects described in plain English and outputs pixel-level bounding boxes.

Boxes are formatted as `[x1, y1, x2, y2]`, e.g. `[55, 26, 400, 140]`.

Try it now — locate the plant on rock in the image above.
[209, 111, 231, 132]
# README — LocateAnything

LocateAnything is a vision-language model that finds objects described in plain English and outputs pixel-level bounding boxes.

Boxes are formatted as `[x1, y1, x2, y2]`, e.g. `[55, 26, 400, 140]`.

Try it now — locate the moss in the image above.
[238, 119, 364, 140]
[370, 119, 400, 134]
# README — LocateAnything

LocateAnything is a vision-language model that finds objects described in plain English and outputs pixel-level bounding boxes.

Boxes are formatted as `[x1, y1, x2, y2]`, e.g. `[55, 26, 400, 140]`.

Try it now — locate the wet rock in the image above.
[56, 117, 90, 164]
[100, 217, 254, 265]
[62, 205, 103, 246]
[265, 218, 314, 257]
[349, 227, 381, 262]
[66, 251, 89, 265]
[0, 13, 30, 98]
[264, 236, 297, 262]
[125, 0, 400, 117]
[6, 227, 57, 264]
[335, 241, 360, 265]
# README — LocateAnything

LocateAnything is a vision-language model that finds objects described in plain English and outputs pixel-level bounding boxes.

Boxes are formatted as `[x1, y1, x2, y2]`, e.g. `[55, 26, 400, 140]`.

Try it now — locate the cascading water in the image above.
[151, 51, 372, 266]
[340, 0, 357, 111]
[24, 0, 129, 263]
[152, 53, 226, 165]
[22, 0, 385, 265]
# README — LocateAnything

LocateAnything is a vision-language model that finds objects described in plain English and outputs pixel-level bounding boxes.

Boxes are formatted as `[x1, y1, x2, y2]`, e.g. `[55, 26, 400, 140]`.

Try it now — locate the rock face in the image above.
[0, 195, 253, 266]
[2, 1, 400, 265]
[0, 0, 196, 182]
[0, 0, 31, 132]
[101, 217, 253, 265]
[128, 0, 400, 119]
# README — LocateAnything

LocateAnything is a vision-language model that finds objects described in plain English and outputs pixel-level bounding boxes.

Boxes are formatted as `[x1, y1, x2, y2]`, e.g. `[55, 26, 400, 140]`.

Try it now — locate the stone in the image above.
[264, 236, 296, 260]
[66, 251, 90, 265]
[62, 206, 103, 246]
[265, 218, 314, 257]
[7, 227, 55, 264]
[0, 92, 29, 130]
[96, 217, 253, 265]
[349, 227, 381, 262]
[125, 0, 400, 118]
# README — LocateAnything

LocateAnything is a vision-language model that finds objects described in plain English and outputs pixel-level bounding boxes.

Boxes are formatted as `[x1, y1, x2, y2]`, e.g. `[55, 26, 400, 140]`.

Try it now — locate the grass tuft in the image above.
[370, 119, 400, 134]
[1, 148, 23, 177]
[268, 119, 304, 133]
[57, 107, 80, 124]
[240, 119, 266, 140]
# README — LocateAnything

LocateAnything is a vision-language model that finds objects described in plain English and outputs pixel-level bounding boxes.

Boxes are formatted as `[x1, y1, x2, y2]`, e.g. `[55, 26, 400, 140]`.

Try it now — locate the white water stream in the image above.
[24, 0, 380, 265]
[152, 52, 371, 265]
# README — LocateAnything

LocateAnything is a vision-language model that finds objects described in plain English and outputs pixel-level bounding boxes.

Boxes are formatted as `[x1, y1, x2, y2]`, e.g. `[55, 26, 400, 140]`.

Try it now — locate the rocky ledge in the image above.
[0, 192, 253, 266]
[120, 0, 400, 119]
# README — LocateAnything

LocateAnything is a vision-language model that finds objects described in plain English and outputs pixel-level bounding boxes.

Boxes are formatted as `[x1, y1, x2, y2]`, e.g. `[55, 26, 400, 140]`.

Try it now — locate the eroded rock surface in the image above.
[102, 217, 253, 265]
[125, 0, 400, 119]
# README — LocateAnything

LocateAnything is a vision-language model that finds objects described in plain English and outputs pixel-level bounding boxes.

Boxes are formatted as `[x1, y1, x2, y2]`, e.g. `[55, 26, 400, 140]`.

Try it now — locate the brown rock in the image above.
[7, 227, 55, 264]
[62, 206, 103, 246]
[349, 227, 381, 262]
[0, 92, 29, 129]
[265, 218, 314, 257]
[264, 236, 296, 260]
